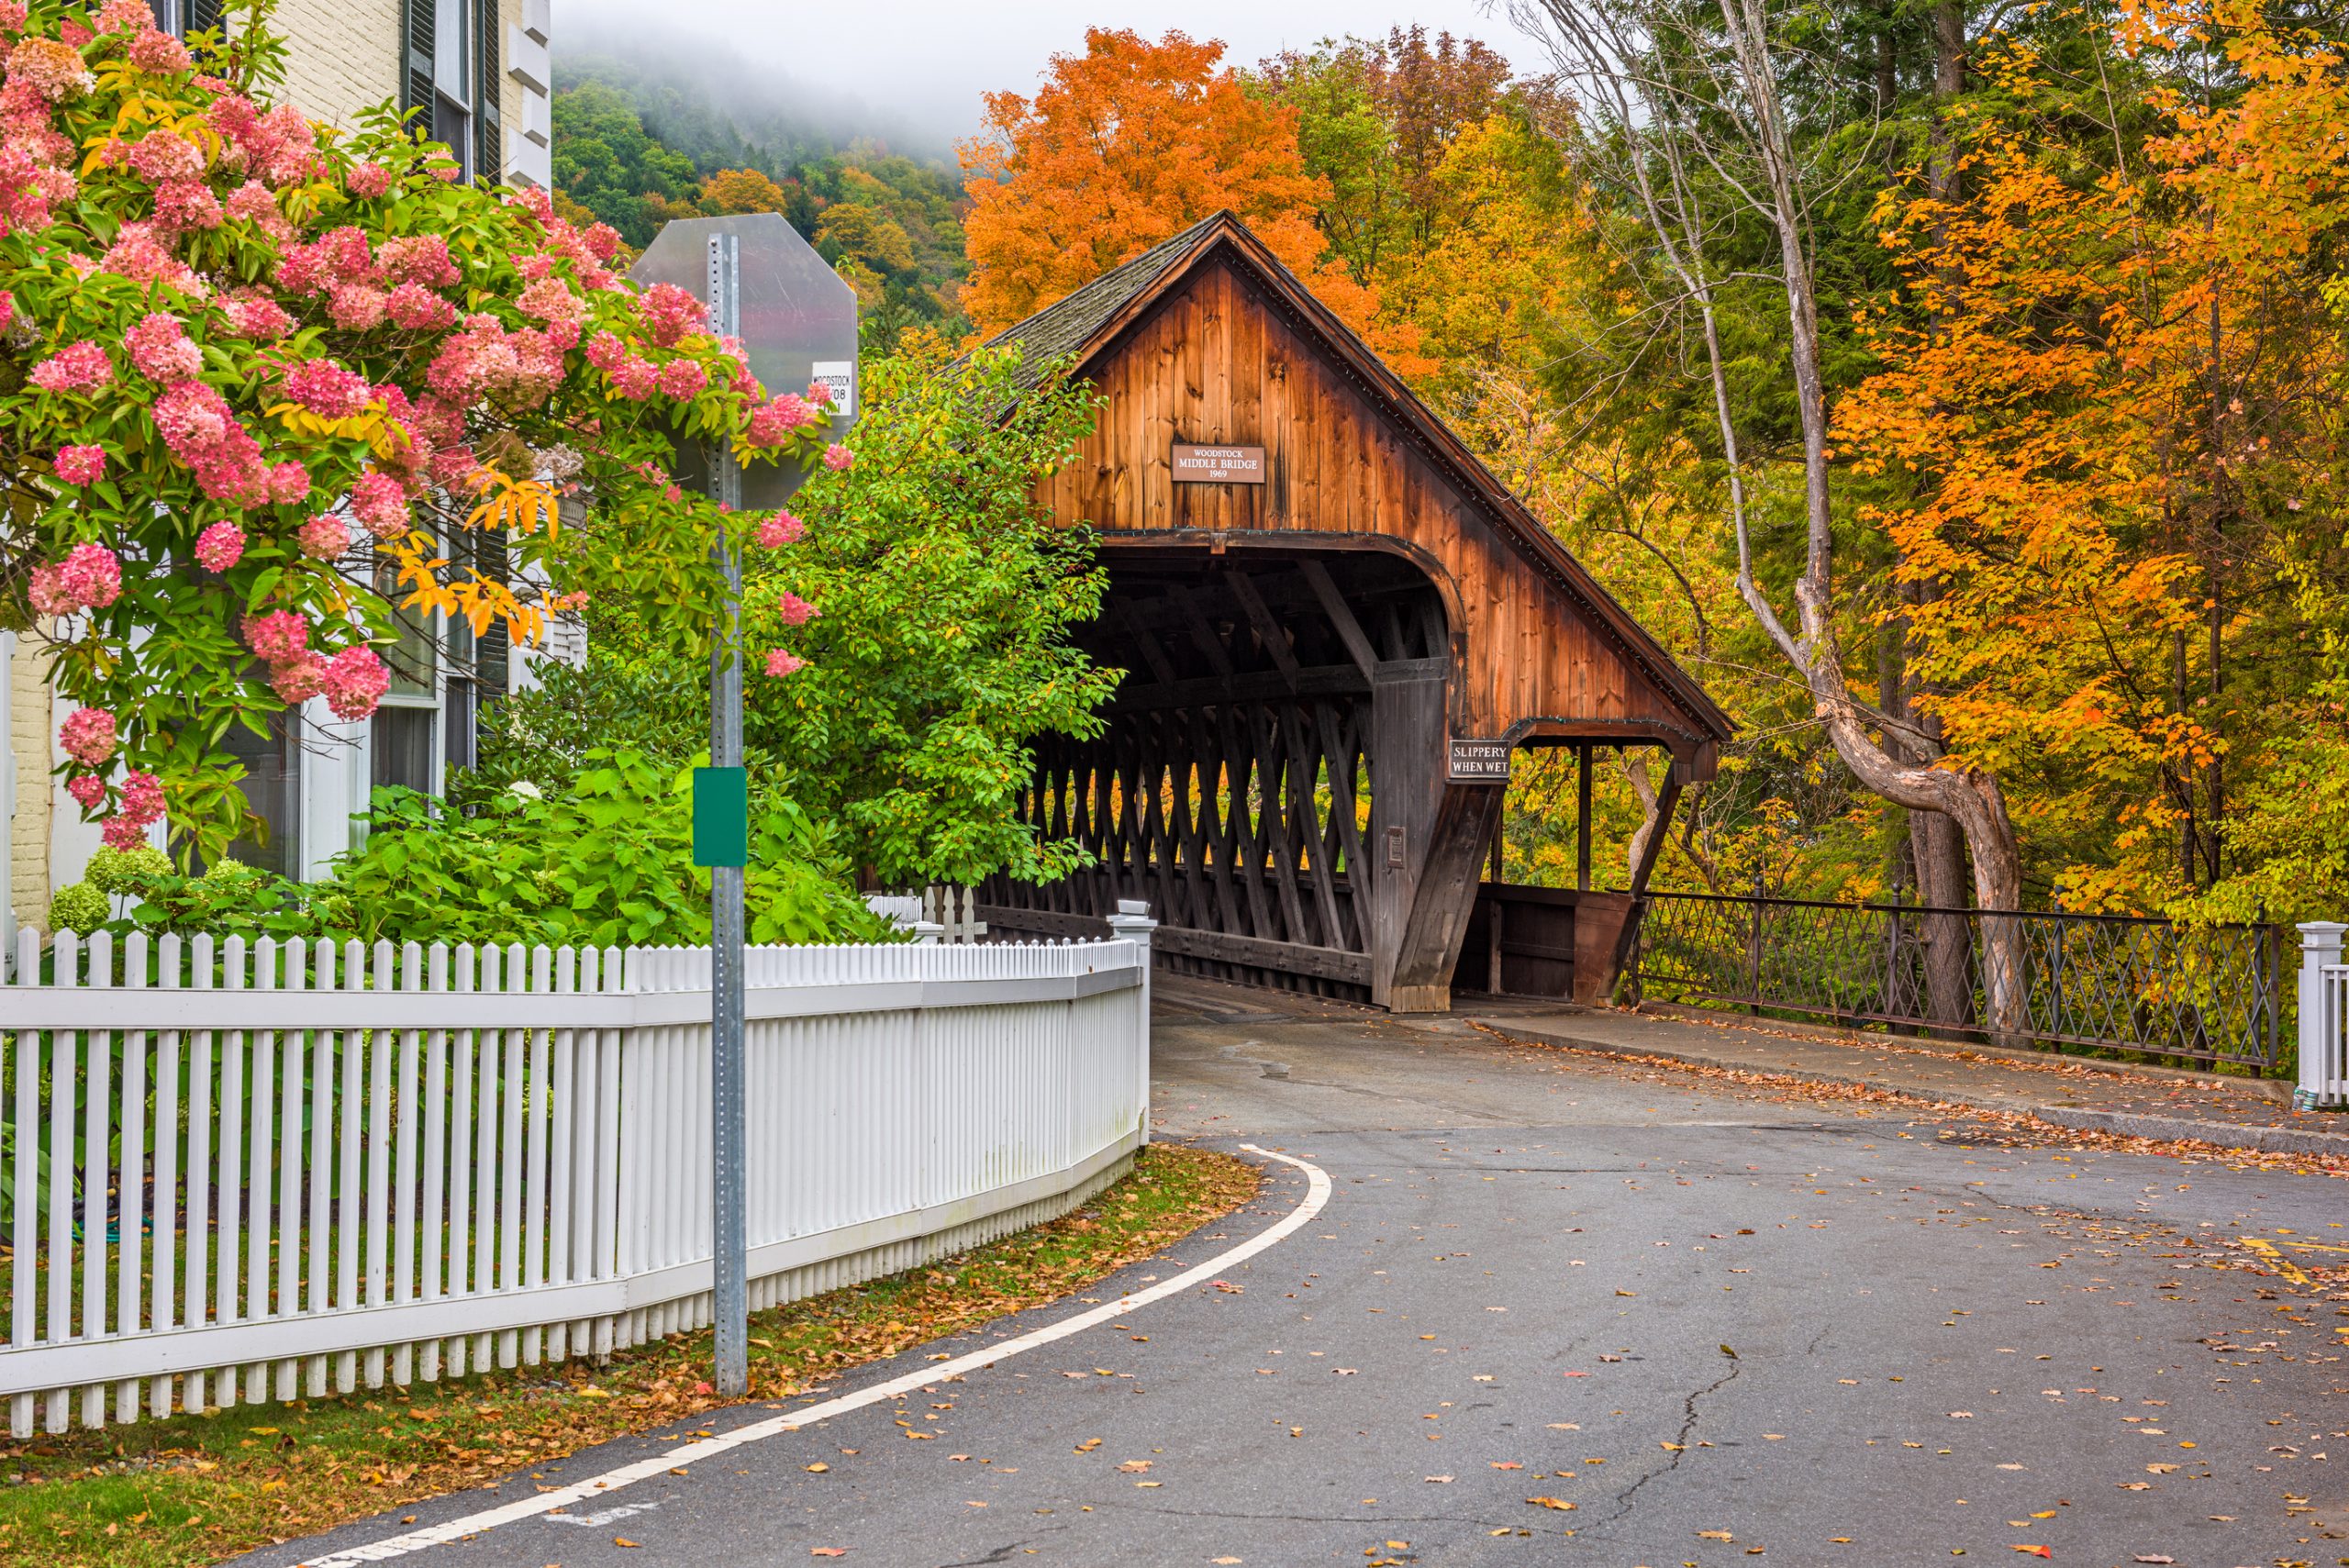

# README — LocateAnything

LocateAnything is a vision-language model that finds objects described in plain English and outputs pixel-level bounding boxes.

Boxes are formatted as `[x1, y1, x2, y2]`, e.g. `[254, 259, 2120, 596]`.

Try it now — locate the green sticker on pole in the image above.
[693, 766, 749, 868]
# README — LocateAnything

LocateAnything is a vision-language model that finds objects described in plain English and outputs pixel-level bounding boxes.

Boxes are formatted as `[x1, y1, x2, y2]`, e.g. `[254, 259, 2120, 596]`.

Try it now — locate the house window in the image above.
[432, 0, 473, 180]
[405, 0, 502, 184]
[372, 562, 440, 797]
[221, 709, 301, 878]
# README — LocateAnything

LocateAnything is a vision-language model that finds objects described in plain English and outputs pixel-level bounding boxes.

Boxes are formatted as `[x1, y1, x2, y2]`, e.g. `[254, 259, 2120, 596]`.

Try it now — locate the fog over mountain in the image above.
[555, 0, 1543, 160]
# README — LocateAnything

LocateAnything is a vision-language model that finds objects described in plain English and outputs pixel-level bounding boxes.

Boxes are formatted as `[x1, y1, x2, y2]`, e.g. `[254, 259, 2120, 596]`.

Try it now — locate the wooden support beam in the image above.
[1608, 773, 1684, 999]
[1226, 571, 1300, 685]
[1164, 584, 1236, 677]
[1107, 656, 1447, 715]
[1113, 601, 1180, 686]
[1300, 558, 1379, 682]
[1575, 741, 1593, 893]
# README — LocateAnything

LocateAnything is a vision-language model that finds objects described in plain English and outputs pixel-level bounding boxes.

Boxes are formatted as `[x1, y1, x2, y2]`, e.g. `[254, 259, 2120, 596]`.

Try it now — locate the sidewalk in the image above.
[1468, 998, 2349, 1159]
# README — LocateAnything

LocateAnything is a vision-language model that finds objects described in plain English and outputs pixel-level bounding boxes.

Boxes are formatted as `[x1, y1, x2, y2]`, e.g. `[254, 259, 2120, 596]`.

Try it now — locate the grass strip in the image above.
[0, 1142, 1260, 1568]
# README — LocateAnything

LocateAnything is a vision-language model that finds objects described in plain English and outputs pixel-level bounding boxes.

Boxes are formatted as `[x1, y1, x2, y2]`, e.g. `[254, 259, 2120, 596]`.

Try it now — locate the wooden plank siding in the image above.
[1032, 253, 1720, 762]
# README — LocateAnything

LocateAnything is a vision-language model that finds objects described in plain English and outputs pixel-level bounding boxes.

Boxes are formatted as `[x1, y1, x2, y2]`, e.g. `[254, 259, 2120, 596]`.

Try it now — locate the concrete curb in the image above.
[1480, 1020, 2349, 1160]
[1631, 998, 2292, 1101]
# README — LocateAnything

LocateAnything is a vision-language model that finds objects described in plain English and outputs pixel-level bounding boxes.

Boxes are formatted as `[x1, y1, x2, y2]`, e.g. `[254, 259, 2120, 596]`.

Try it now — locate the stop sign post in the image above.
[631, 216, 857, 1399]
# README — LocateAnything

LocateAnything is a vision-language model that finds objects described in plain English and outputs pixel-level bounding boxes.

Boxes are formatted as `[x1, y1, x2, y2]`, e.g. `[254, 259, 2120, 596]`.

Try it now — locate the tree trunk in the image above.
[1715, 0, 2030, 1043]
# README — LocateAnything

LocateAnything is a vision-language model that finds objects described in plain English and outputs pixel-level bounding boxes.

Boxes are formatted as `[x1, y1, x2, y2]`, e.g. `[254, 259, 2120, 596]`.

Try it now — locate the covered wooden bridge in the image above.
[976, 213, 1731, 1012]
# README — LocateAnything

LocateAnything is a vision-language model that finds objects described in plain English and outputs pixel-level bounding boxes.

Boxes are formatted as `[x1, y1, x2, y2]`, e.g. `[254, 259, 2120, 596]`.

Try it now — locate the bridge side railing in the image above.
[0, 920, 1152, 1439]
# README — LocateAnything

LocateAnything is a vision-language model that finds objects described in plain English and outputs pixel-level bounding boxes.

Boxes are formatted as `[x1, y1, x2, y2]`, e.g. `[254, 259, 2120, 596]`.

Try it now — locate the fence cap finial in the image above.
[1115, 899, 1150, 917]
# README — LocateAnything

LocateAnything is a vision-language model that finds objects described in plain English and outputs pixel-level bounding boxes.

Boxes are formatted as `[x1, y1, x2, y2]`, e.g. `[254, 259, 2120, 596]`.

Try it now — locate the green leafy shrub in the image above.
[328, 749, 888, 949]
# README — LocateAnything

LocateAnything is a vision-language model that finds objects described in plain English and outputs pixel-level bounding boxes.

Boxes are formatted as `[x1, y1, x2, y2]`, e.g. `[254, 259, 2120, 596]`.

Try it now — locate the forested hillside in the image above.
[554, 6, 2349, 927]
[551, 50, 969, 349]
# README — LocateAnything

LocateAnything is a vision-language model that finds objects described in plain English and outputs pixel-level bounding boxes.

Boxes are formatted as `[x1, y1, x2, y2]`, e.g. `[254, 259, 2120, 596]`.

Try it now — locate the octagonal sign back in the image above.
[629, 212, 858, 509]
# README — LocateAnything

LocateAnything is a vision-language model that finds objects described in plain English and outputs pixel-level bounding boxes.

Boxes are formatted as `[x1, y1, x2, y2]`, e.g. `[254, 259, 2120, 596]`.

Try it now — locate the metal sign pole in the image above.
[707, 232, 749, 1399]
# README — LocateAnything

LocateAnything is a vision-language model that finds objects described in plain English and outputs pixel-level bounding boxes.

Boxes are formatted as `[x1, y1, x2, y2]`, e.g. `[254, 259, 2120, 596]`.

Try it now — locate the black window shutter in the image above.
[183, 0, 224, 39]
[474, 0, 501, 183]
[400, 0, 435, 129]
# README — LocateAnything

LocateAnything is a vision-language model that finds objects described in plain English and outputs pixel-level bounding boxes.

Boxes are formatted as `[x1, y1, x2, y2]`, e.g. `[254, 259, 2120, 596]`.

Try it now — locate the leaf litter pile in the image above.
[0, 1143, 1259, 1568]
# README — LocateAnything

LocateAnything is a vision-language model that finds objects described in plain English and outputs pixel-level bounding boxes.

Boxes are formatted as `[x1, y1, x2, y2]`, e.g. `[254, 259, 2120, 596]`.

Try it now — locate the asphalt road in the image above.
[254, 982, 2349, 1568]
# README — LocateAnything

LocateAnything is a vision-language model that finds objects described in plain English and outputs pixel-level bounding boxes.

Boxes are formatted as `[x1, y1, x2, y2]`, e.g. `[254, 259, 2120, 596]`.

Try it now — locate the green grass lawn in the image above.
[0, 1143, 1259, 1568]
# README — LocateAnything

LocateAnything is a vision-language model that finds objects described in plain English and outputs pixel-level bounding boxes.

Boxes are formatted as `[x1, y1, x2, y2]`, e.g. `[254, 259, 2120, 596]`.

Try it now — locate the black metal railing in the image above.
[1627, 892, 2287, 1072]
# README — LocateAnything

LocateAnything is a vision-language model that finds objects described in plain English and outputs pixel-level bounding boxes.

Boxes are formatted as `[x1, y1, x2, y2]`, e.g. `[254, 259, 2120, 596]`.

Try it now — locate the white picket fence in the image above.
[0, 916, 1153, 1437]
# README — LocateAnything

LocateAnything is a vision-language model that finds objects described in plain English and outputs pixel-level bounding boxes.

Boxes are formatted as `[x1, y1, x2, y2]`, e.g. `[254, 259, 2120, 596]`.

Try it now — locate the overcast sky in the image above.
[557, 0, 1551, 152]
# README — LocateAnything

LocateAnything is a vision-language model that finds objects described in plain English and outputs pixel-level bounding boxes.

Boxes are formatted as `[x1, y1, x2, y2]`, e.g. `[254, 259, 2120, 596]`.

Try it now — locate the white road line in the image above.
[295, 1144, 1330, 1567]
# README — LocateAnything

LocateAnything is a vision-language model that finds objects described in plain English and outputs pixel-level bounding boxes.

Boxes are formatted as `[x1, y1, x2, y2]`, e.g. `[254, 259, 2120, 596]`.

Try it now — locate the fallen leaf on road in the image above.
[810, 1551, 846, 1559]
[805, 1462, 829, 1473]
[1491, 1462, 1523, 1470]
[1720, 1345, 1738, 1359]
[2145, 1463, 2177, 1473]
[2117, 1482, 2150, 1490]
[2010, 1550, 2051, 1559]
[1210, 1280, 1242, 1294]
[1563, 1371, 1590, 1377]
[1119, 1461, 1152, 1473]
[1764, 1433, 1786, 1440]
[1212, 1560, 1241, 1565]
[1074, 1438, 1102, 1452]
[1616, 1290, 1637, 1297]
[1424, 1475, 1453, 1484]
[615, 1540, 640, 1551]
[1949, 1412, 1974, 1418]
[1699, 1530, 1736, 1541]
[1134, 1482, 1162, 1488]
[1526, 1497, 1576, 1511]
[2132, 1557, 2175, 1564]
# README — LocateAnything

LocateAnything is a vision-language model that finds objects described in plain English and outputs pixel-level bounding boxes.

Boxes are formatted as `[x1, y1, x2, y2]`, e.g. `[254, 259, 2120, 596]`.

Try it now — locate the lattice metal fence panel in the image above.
[1631, 894, 2285, 1071]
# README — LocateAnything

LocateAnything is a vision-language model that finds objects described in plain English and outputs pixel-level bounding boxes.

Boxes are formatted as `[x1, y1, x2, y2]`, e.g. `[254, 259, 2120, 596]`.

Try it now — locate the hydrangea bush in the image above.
[0, 0, 847, 864]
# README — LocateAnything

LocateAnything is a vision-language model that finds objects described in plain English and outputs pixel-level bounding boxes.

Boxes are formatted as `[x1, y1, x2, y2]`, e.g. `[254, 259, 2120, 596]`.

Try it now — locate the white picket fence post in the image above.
[2297, 921, 2349, 1108]
[0, 926, 1148, 1436]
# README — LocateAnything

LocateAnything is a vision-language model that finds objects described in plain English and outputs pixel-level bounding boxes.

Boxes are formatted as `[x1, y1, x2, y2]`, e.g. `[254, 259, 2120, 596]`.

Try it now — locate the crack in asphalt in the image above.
[932, 1538, 1056, 1567]
[1582, 1360, 1744, 1531]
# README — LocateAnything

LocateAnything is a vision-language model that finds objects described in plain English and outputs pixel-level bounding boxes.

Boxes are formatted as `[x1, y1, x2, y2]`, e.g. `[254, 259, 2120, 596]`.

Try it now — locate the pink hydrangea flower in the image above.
[117, 770, 163, 826]
[57, 541, 120, 607]
[194, 519, 244, 572]
[350, 469, 409, 538]
[763, 649, 806, 678]
[7, 37, 94, 102]
[222, 180, 290, 239]
[155, 381, 273, 505]
[639, 282, 706, 347]
[746, 393, 818, 447]
[152, 176, 222, 229]
[269, 651, 327, 704]
[125, 312, 201, 381]
[776, 591, 819, 626]
[53, 443, 102, 484]
[755, 511, 805, 549]
[608, 356, 659, 400]
[127, 127, 201, 182]
[95, 0, 152, 31]
[126, 27, 190, 73]
[322, 644, 389, 720]
[59, 706, 117, 765]
[242, 608, 309, 662]
[655, 357, 708, 401]
[386, 280, 455, 330]
[517, 275, 583, 331]
[66, 773, 105, 809]
[821, 442, 854, 472]
[584, 330, 627, 371]
[26, 562, 71, 615]
[328, 283, 387, 331]
[283, 357, 371, 418]
[296, 512, 348, 560]
[221, 288, 293, 339]
[28, 339, 113, 395]
[346, 161, 392, 198]
[379, 232, 457, 286]
[268, 460, 310, 503]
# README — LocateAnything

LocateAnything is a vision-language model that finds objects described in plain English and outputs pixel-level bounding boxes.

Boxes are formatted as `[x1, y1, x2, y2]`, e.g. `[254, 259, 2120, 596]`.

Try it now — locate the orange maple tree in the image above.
[1836, 0, 2349, 911]
[957, 28, 1393, 350]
